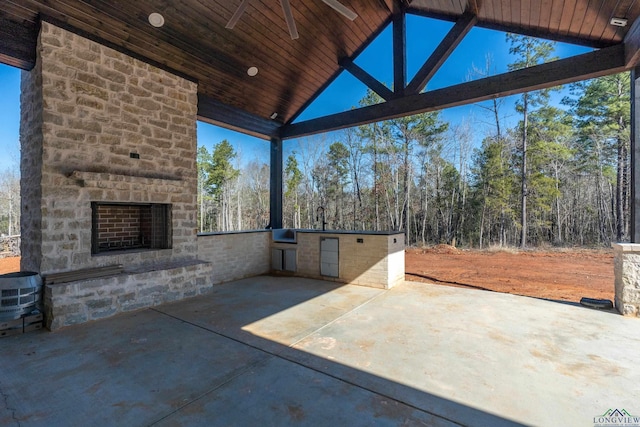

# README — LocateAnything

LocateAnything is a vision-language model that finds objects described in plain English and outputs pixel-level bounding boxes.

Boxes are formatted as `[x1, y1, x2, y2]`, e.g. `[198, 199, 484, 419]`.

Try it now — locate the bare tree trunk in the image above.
[421, 173, 429, 246]
[402, 135, 410, 242]
[554, 162, 562, 243]
[479, 200, 486, 249]
[616, 120, 627, 241]
[237, 181, 242, 231]
[520, 93, 529, 249]
[198, 176, 204, 232]
[595, 140, 609, 243]
[373, 134, 380, 231]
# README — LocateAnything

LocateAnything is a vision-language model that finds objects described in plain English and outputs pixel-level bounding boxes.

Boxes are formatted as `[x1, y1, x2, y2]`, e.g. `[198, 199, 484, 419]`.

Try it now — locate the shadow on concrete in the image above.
[153, 276, 528, 426]
[0, 276, 529, 426]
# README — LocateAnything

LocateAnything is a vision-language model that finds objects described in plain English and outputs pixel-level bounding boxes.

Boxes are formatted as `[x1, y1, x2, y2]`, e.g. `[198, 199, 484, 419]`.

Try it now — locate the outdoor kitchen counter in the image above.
[271, 229, 405, 289]
[295, 229, 404, 235]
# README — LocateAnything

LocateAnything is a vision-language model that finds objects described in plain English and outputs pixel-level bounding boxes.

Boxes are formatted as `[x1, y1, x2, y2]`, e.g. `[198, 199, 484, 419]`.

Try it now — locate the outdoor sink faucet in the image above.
[316, 206, 327, 231]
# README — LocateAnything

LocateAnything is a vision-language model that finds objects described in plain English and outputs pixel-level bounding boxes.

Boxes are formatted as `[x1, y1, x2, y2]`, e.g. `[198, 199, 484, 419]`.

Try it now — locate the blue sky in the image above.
[0, 15, 592, 171]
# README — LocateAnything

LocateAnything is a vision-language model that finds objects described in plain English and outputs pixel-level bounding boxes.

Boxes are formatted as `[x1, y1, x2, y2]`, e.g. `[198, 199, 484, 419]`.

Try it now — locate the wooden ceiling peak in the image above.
[1, 0, 639, 139]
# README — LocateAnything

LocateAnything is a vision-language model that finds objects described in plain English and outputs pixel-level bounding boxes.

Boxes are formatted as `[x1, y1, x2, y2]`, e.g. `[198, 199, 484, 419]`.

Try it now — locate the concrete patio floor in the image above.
[1, 276, 639, 427]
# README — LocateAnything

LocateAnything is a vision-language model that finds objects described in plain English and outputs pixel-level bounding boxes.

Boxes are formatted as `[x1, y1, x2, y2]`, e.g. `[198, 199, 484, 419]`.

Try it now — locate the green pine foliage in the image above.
[192, 68, 631, 247]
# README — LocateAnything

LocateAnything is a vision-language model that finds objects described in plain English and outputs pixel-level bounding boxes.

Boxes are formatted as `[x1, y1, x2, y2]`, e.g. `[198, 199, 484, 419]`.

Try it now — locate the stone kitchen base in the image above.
[44, 260, 212, 330]
[272, 230, 405, 290]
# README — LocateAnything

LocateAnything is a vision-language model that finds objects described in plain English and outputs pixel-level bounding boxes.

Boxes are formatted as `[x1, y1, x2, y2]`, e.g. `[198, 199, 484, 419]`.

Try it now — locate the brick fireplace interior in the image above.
[91, 203, 172, 254]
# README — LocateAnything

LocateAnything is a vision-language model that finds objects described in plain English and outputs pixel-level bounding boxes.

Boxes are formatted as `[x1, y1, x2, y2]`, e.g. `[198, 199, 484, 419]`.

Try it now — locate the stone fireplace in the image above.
[20, 22, 212, 329]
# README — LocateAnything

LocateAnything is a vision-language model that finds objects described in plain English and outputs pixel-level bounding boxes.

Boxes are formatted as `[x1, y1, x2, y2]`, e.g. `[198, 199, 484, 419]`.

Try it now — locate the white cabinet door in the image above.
[320, 238, 339, 277]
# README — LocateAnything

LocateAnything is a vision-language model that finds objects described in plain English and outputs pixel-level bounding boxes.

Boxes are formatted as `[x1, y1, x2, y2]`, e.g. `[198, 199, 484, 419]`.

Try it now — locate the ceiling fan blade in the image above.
[226, 0, 251, 29]
[281, 0, 299, 39]
[321, 0, 358, 21]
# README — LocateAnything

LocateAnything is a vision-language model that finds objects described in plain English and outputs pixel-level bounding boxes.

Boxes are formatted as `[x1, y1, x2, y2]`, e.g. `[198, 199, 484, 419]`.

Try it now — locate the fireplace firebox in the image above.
[91, 202, 172, 254]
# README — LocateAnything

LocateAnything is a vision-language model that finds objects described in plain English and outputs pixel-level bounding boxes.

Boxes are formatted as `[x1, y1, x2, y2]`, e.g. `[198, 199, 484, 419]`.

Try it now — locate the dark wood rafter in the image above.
[281, 44, 627, 139]
[3, 0, 640, 139]
[379, 0, 395, 13]
[339, 58, 395, 100]
[1, 0, 391, 124]
[467, 0, 480, 16]
[0, 15, 38, 70]
[405, 10, 478, 95]
[625, 16, 640, 67]
[197, 94, 281, 140]
[393, 1, 407, 95]
[285, 14, 393, 125]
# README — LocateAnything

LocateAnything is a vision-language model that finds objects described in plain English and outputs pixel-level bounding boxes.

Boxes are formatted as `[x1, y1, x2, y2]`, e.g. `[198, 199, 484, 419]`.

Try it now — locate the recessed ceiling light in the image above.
[148, 13, 165, 28]
[247, 66, 259, 77]
[610, 17, 628, 27]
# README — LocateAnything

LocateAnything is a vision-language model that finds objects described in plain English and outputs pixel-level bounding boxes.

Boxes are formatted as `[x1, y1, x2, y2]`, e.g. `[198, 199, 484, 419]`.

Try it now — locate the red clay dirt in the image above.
[0, 256, 20, 275]
[405, 245, 615, 303]
[1, 250, 615, 303]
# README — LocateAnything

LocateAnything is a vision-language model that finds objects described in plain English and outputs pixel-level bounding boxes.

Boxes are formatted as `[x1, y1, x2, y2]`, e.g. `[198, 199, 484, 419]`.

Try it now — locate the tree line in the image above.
[194, 34, 631, 247]
[0, 167, 19, 237]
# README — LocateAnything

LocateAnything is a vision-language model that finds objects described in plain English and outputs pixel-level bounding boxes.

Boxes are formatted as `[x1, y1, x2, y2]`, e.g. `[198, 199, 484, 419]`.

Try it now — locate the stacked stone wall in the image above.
[20, 22, 198, 275]
[613, 243, 640, 317]
[197, 231, 271, 284]
[45, 260, 211, 329]
[20, 49, 43, 272]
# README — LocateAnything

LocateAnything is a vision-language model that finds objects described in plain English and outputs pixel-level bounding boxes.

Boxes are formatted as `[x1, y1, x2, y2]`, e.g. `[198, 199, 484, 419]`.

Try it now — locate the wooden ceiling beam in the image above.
[392, 2, 407, 95]
[625, 15, 640, 67]
[281, 44, 627, 139]
[405, 10, 477, 95]
[467, 0, 480, 16]
[0, 15, 37, 70]
[379, 0, 395, 13]
[198, 94, 281, 140]
[339, 58, 395, 100]
[285, 14, 393, 125]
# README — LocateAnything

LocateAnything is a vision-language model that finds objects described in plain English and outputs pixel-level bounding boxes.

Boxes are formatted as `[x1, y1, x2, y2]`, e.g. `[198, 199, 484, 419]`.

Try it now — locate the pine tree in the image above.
[565, 73, 631, 242]
[284, 152, 303, 228]
[506, 33, 557, 247]
[201, 140, 239, 231]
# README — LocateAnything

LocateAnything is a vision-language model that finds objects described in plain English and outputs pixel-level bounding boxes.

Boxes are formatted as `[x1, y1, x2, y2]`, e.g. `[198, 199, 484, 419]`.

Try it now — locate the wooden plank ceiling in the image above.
[409, 0, 640, 48]
[1, 0, 640, 139]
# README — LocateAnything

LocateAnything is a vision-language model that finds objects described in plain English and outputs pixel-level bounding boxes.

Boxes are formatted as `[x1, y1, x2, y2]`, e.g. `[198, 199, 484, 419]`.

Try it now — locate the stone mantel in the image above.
[69, 170, 184, 192]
